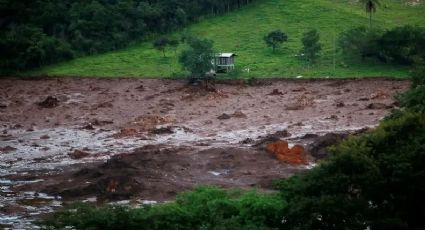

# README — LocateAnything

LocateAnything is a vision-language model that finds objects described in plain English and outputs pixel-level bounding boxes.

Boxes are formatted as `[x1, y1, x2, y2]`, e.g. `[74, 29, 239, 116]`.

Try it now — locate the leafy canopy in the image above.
[264, 30, 288, 52]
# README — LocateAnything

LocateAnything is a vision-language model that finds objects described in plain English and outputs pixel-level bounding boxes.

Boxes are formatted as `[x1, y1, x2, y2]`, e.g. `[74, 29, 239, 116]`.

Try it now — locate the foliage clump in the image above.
[264, 30, 288, 53]
[42, 187, 285, 230]
[338, 25, 425, 65]
[300, 29, 322, 64]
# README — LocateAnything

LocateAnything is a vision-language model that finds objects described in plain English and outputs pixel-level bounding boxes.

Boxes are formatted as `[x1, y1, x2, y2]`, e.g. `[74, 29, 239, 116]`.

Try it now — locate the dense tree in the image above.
[264, 30, 288, 53]
[338, 26, 425, 65]
[300, 29, 322, 64]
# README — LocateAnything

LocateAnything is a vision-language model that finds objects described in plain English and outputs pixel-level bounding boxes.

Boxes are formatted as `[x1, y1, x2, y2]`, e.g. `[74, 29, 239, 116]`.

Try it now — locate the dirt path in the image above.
[0, 77, 409, 228]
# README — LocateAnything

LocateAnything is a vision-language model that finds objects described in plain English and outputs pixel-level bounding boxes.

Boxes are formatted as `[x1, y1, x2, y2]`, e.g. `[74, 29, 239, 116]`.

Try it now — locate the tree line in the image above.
[0, 0, 256, 73]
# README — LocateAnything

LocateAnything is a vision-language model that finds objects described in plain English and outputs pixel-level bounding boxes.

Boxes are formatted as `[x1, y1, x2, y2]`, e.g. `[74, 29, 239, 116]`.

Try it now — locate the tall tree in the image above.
[300, 29, 322, 64]
[361, 0, 381, 28]
[179, 36, 215, 88]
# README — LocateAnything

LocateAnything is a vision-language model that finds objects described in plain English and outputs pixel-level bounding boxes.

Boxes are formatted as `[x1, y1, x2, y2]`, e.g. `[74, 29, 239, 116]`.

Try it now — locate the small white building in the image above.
[214, 53, 237, 72]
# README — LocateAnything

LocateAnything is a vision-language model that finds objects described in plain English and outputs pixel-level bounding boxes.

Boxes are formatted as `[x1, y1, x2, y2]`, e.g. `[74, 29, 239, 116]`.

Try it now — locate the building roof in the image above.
[217, 53, 237, 57]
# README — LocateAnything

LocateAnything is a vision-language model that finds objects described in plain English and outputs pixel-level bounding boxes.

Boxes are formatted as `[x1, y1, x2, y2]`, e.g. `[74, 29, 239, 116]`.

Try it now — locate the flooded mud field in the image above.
[0, 77, 409, 228]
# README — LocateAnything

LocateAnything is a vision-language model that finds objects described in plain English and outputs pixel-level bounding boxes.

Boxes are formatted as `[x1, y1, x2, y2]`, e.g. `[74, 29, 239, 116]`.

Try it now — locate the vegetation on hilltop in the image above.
[0, 0, 257, 73]
[28, 0, 425, 78]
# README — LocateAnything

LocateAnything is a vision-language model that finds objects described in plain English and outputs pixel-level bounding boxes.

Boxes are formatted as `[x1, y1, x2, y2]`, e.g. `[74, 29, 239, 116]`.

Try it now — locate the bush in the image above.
[338, 26, 383, 62]
[338, 25, 425, 65]
[411, 64, 425, 87]
[378, 25, 425, 65]
[42, 187, 285, 230]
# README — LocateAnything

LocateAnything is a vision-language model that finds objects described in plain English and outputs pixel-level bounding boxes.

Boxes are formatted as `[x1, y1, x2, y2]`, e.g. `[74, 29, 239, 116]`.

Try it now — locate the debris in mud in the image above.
[325, 115, 338, 120]
[40, 135, 50, 139]
[285, 95, 314, 110]
[0, 204, 26, 215]
[217, 113, 232, 120]
[265, 140, 308, 165]
[82, 123, 95, 130]
[306, 133, 349, 160]
[0, 102, 8, 108]
[292, 87, 306, 92]
[367, 103, 393, 110]
[132, 115, 175, 131]
[135, 84, 145, 91]
[370, 91, 390, 100]
[151, 126, 174, 134]
[335, 101, 345, 107]
[91, 119, 114, 126]
[112, 128, 139, 138]
[253, 130, 291, 148]
[240, 138, 255, 144]
[300, 133, 319, 139]
[37, 96, 59, 108]
[96, 101, 113, 108]
[69, 150, 90, 159]
[232, 110, 247, 118]
[268, 89, 284, 95]
[0, 145, 17, 153]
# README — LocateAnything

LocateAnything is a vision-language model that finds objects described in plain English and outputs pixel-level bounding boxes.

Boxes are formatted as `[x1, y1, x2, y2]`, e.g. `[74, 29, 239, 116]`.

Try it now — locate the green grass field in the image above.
[28, 0, 425, 78]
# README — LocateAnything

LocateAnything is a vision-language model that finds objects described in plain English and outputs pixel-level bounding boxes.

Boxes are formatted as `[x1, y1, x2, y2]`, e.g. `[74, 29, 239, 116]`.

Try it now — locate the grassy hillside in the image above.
[28, 0, 425, 78]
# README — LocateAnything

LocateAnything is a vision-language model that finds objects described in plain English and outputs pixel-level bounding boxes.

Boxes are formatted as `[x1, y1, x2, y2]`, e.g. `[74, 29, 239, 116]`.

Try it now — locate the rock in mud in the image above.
[112, 128, 139, 138]
[265, 140, 308, 165]
[217, 113, 232, 120]
[0, 145, 17, 153]
[253, 130, 291, 148]
[0, 204, 26, 215]
[135, 84, 145, 91]
[82, 123, 95, 130]
[40, 135, 50, 139]
[69, 150, 90, 159]
[151, 126, 174, 134]
[306, 133, 349, 160]
[232, 110, 247, 118]
[268, 89, 284, 95]
[366, 103, 392, 110]
[37, 96, 59, 108]
[92, 119, 114, 126]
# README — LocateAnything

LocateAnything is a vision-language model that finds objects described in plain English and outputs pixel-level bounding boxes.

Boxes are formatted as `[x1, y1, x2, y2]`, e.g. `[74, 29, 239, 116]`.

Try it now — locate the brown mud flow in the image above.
[0, 77, 409, 228]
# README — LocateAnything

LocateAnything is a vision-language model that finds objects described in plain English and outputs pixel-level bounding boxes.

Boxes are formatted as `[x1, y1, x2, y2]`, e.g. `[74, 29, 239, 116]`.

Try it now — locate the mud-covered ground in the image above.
[0, 77, 409, 229]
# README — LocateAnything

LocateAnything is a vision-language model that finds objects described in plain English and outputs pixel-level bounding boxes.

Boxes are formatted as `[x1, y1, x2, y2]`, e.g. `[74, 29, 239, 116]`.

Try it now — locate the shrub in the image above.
[41, 186, 285, 230]
[338, 26, 383, 62]
[264, 30, 288, 53]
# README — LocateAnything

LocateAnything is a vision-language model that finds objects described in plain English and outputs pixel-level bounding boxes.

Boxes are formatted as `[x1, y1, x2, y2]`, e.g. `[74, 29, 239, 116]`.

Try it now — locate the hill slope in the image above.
[29, 0, 425, 78]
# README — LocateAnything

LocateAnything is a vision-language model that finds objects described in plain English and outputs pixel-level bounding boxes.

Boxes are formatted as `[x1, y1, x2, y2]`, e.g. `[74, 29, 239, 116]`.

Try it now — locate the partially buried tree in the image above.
[179, 36, 215, 89]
